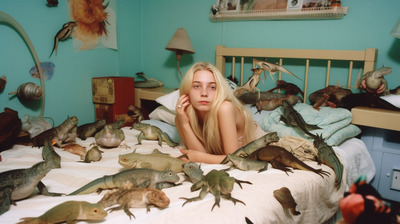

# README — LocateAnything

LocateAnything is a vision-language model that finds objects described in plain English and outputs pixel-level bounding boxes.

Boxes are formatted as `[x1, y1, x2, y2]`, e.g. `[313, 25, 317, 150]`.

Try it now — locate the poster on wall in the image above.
[68, 0, 117, 51]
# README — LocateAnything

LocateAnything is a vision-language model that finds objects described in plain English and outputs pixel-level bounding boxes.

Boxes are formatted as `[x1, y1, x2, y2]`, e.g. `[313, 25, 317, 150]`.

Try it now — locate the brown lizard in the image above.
[98, 185, 170, 219]
[273, 187, 300, 216]
[31, 116, 78, 147]
[248, 145, 330, 178]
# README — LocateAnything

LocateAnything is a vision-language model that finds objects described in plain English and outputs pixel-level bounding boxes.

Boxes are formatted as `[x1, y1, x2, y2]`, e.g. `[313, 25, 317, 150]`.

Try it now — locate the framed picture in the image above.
[242, 0, 288, 10]
[217, 0, 241, 12]
[302, 0, 329, 8]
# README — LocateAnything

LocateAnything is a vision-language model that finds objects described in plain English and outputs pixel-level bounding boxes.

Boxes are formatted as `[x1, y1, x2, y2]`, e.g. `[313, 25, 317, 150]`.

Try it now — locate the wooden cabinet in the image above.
[361, 127, 400, 202]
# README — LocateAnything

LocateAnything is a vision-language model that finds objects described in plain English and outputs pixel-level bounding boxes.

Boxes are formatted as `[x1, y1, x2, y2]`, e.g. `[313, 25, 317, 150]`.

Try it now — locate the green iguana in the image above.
[248, 145, 330, 177]
[16, 200, 107, 224]
[131, 122, 178, 147]
[313, 134, 344, 189]
[0, 145, 63, 213]
[118, 149, 184, 172]
[41, 140, 61, 168]
[280, 100, 320, 138]
[68, 168, 180, 195]
[98, 185, 170, 219]
[224, 154, 269, 172]
[95, 124, 125, 148]
[221, 132, 279, 164]
[182, 162, 204, 183]
[77, 119, 106, 140]
[180, 169, 252, 211]
[31, 116, 78, 147]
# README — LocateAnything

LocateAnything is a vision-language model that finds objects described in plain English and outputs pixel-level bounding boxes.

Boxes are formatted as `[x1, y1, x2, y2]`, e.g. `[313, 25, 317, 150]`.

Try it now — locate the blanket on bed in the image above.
[260, 103, 361, 146]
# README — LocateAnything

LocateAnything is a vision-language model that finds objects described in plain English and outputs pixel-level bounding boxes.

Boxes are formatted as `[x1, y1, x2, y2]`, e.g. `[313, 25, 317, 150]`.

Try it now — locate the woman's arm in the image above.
[175, 94, 206, 152]
[218, 101, 242, 155]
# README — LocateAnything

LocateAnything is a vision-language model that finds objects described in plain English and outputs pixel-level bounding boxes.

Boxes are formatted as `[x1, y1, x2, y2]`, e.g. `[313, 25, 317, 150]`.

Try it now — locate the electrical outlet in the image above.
[391, 169, 400, 191]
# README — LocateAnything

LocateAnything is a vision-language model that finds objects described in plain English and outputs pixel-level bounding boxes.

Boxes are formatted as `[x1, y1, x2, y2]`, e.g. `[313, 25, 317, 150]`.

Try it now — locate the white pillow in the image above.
[149, 106, 176, 125]
[156, 89, 179, 112]
[380, 94, 400, 108]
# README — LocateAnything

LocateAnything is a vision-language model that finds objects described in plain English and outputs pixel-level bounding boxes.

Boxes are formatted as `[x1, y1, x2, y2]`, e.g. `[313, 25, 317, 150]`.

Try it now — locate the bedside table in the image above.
[134, 87, 175, 108]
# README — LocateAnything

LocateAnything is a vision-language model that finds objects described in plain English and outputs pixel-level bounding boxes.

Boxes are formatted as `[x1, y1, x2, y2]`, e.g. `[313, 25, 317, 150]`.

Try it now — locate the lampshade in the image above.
[390, 18, 400, 39]
[165, 28, 195, 54]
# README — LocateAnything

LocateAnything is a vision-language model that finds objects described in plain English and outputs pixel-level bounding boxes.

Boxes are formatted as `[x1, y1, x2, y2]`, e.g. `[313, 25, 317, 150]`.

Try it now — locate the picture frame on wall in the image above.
[217, 0, 241, 12]
[242, 0, 288, 10]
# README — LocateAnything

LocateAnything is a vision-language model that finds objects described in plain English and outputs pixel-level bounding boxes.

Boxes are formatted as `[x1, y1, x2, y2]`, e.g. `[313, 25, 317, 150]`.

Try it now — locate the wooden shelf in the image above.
[351, 107, 400, 132]
[210, 6, 348, 21]
[134, 87, 175, 108]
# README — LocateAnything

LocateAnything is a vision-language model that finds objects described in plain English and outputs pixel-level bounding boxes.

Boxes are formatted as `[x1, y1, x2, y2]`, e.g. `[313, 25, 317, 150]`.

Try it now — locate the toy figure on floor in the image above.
[338, 175, 400, 224]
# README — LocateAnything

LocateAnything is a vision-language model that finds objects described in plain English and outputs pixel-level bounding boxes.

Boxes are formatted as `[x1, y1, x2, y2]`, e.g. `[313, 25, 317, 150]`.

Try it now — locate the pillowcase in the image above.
[149, 106, 176, 125]
[380, 94, 400, 108]
[156, 89, 179, 112]
[141, 119, 181, 143]
[260, 103, 361, 146]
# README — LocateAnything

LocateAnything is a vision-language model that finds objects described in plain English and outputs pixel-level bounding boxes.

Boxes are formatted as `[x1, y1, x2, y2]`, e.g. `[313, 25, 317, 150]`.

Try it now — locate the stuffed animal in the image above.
[338, 175, 399, 224]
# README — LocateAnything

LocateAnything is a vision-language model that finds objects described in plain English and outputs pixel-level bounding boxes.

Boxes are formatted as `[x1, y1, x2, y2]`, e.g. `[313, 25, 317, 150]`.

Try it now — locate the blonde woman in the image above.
[175, 62, 263, 164]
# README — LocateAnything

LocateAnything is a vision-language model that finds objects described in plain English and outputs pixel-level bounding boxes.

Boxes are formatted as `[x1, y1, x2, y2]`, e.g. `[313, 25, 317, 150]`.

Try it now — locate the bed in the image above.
[0, 46, 379, 224]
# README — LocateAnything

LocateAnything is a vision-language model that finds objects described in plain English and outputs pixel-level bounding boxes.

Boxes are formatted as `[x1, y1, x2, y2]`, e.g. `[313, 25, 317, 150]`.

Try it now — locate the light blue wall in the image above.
[1, 0, 400, 126]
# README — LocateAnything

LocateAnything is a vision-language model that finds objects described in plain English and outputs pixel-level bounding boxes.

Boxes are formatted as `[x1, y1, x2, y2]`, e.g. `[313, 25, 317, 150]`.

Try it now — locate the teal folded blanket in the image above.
[260, 103, 361, 146]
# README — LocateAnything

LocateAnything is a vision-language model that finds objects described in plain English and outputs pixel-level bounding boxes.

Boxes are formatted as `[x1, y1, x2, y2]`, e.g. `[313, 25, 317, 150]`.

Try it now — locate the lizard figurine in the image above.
[358, 66, 391, 95]
[31, 116, 78, 147]
[254, 59, 302, 81]
[273, 187, 300, 216]
[77, 119, 106, 140]
[17, 200, 107, 224]
[98, 185, 170, 219]
[95, 124, 126, 148]
[248, 145, 330, 178]
[131, 122, 178, 147]
[224, 154, 269, 172]
[68, 168, 180, 195]
[221, 132, 279, 164]
[180, 169, 252, 211]
[119, 149, 184, 172]
[233, 68, 265, 99]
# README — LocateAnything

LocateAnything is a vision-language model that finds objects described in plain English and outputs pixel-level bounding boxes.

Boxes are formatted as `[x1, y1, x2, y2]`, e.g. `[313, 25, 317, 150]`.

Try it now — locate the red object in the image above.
[92, 77, 135, 126]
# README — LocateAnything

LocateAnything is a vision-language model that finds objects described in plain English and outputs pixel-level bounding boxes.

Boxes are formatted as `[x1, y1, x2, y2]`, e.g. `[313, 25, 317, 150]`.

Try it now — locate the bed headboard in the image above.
[215, 45, 400, 132]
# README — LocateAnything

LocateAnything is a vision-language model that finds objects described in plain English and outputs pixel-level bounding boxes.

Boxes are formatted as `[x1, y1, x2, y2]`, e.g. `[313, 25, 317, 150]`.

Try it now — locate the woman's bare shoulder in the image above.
[218, 101, 236, 113]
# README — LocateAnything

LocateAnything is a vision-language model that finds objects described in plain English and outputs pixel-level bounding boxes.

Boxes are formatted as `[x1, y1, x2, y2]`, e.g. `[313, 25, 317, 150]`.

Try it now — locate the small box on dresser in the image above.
[92, 76, 135, 126]
[361, 127, 400, 202]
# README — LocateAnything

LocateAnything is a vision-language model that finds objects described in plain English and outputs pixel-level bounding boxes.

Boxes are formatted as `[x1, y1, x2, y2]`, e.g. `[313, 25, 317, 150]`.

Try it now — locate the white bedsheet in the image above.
[0, 127, 375, 224]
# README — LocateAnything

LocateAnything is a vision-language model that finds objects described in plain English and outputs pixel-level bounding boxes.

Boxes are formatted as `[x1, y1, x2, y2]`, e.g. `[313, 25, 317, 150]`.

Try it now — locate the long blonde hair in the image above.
[179, 62, 256, 155]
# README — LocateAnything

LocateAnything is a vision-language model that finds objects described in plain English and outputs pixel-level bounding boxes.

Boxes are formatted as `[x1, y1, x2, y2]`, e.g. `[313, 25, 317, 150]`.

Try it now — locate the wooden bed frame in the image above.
[215, 45, 400, 131]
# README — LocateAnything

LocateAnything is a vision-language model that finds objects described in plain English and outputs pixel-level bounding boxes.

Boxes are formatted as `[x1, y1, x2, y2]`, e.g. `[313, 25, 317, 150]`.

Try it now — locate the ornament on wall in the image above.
[49, 21, 76, 57]
[30, 62, 55, 80]
[68, 0, 118, 51]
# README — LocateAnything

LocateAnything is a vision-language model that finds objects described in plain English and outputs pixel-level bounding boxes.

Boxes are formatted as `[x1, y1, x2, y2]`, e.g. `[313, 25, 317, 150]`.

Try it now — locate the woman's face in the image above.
[189, 69, 217, 113]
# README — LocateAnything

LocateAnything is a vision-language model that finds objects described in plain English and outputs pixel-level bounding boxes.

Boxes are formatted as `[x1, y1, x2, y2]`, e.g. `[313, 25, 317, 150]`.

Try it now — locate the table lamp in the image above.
[391, 18, 400, 39]
[165, 28, 195, 78]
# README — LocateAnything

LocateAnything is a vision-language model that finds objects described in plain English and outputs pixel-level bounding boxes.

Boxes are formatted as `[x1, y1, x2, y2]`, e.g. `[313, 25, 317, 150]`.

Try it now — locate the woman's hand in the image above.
[179, 148, 206, 163]
[176, 94, 190, 124]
